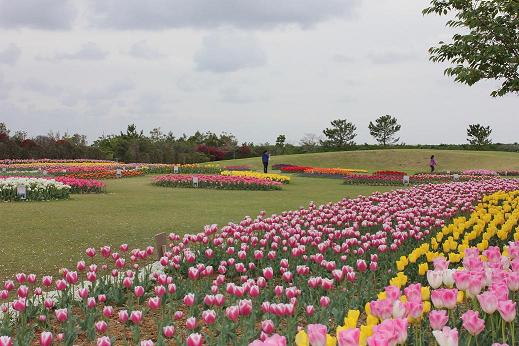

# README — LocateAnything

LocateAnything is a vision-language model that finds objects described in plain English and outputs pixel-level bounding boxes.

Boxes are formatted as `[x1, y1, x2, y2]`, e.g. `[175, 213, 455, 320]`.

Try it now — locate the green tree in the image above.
[467, 124, 493, 145]
[322, 119, 357, 147]
[423, 0, 519, 97]
[368, 115, 401, 146]
[275, 134, 286, 147]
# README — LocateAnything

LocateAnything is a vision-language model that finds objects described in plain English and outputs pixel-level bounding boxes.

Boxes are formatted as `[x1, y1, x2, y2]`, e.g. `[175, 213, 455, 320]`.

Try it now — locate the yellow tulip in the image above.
[421, 286, 430, 301]
[326, 334, 337, 346]
[418, 263, 428, 276]
[295, 330, 309, 346]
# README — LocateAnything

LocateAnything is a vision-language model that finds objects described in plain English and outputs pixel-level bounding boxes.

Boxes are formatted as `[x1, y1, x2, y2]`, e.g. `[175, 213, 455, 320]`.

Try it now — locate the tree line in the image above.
[0, 119, 516, 162]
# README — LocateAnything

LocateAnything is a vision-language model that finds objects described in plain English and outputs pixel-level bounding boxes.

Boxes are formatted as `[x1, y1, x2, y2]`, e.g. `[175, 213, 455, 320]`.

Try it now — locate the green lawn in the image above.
[220, 149, 519, 172]
[0, 175, 394, 279]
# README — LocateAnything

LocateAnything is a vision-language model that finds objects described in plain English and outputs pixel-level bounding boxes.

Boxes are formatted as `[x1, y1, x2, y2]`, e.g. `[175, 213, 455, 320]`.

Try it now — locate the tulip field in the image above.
[1, 151, 519, 345]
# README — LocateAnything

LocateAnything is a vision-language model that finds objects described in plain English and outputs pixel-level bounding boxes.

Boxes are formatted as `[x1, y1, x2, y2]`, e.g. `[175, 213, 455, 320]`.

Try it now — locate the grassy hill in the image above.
[220, 149, 519, 173]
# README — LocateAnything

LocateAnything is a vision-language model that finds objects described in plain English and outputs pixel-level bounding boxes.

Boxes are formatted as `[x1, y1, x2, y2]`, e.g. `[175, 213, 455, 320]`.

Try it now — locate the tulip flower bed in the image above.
[373, 171, 407, 176]
[223, 165, 253, 171]
[498, 170, 519, 177]
[67, 170, 145, 180]
[220, 170, 291, 184]
[344, 173, 497, 186]
[51, 177, 106, 194]
[1, 179, 518, 345]
[153, 174, 283, 190]
[292, 189, 519, 346]
[0, 177, 70, 201]
[462, 169, 498, 176]
[276, 164, 368, 177]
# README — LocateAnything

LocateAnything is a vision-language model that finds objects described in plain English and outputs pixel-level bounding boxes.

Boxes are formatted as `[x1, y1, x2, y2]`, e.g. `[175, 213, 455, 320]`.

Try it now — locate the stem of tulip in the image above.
[502, 319, 506, 344]
[511, 322, 515, 346]
[466, 334, 471, 346]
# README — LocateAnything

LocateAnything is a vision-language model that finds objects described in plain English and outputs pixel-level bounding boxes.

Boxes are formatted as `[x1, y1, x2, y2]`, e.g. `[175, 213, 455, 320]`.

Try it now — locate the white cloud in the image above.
[45, 42, 108, 61]
[0, 0, 76, 30]
[128, 40, 165, 59]
[194, 31, 267, 73]
[0, 44, 21, 65]
[87, 0, 360, 30]
[367, 51, 417, 64]
[0, 73, 11, 99]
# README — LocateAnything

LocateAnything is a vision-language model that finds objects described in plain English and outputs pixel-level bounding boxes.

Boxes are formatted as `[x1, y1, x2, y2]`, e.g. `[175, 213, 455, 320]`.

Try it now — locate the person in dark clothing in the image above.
[430, 155, 437, 172]
[262, 150, 270, 173]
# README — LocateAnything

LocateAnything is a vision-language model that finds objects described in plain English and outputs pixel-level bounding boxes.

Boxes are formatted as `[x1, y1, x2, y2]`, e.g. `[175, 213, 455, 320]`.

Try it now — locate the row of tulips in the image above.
[51, 177, 106, 194]
[220, 171, 291, 184]
[1, 180, 518, 345]
[0, 177, 70, 201]
[343, 173, 494, 186]
[291, 189, 519, 345]
[223, 166, 253, 171]
[66, 170, 145, 180]
[152, 174, 283, 190]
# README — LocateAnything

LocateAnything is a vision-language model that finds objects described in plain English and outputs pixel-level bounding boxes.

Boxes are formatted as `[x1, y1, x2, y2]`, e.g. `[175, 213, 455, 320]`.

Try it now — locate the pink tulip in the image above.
[12, 298, 26, 312]
[261, 319, 275, 334]
[432, 326, 458, 346]
[337, 328, 360, 346]
[42, 276, 53, 287]
[39, 332, 52, 346]
[356, 259, 367, 272]
[186, 317, 196, 330]
[186, 333, 203, 346]
[134, 286, 144, 297]
[429, 310, 449, 330]
[174, 311, 184, 320]
[225, 305, 240, 321]
[307, 324, 327, 346]
[95, 321, 108, 334]
[163, 325, 175, 338]
[119, 310, 129, 323]
[147, 296, 161, 310]
[306, 305, 315, 316]
[183, 293, 195, 306]
[319, 296, 331, 307]
[103, 306, 113, 318]
[55, 308, 68, 322]
[239, 299, 253, 316]
[497, 300, 516, 322]
[140, 340, 153, 346]
[461, 310, 485, 336]
[202, 310, 216, 324]
[130, 310, 143, 324]
[0, 336, 12, 346]
[477, 291, 498, 314]
[97, 336, 111, 346]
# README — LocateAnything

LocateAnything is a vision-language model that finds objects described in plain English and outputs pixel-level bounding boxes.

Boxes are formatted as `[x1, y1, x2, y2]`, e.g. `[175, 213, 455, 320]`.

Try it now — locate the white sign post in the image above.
[173, 165, 179, 174]
[1, 167, 6, 172]
[17, 184, 27, 200]
[116, 169, 122, 178]
[192, 176, 199, 188]
[402, 175, 410, 186]
[453, 174, 460, 181]
[42, 170, 48, 176]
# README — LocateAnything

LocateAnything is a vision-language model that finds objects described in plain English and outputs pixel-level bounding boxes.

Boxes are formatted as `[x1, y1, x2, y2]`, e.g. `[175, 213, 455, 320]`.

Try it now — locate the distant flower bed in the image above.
[373, 170, 407, 176]
[153, 174, 282, 190]
[277, 164, 367, 177]
[278, 165, 313, 173]
[498, 170, 519, 176]
[67, 170, 145, 180]
[221, 170, 290, 184]
[52, 177, 105, 194]
[462, 169, 498, 176]
[345, 173, 496, 186]
[0, 177, 70, 201]
[137, 163, 223, 175]
[223, 165, 253, 171]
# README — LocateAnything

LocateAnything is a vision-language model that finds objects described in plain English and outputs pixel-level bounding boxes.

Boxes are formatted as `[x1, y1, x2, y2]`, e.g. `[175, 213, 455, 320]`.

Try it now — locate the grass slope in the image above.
[220, 149, 519, 172]
[0, 176, 394, 279]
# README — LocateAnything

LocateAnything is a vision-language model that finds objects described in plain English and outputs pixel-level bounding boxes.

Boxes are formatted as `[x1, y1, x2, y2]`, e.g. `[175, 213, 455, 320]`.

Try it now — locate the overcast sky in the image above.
[0, 0, 517, 145]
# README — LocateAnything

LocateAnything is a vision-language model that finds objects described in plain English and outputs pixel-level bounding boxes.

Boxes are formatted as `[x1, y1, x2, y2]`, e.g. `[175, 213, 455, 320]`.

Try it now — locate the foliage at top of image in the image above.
[424, 0, 519, 97]
[368, 115, 402, 146]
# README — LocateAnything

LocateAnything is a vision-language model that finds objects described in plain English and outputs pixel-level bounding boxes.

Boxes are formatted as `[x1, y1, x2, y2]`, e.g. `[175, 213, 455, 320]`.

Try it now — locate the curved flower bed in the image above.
[0, 177, 70, 201]
[344, 173, 495, 186]
[223, 165, 253, 171]
[1, 179, 518, 345]
[52, 177, 105, 194]
[292, 190, 519, 346]
[153, 174, 282, 190]
[373, 170, 407, 176]
[462, 169, 498, 176]
[498, 170, 519, 176]
[221, 170, 291, 184]
[67, 170, 145, 180]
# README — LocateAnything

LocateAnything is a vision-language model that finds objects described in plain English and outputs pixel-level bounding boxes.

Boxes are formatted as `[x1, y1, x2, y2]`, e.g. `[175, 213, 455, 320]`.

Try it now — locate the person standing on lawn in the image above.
[262, 150, 270, 173]
[430, 155, 437, 172]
